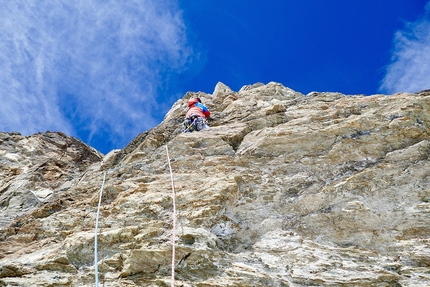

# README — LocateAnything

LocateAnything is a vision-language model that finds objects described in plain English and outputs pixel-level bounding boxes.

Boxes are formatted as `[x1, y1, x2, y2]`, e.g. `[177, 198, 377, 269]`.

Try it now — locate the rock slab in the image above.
[1, 83, 430, 286]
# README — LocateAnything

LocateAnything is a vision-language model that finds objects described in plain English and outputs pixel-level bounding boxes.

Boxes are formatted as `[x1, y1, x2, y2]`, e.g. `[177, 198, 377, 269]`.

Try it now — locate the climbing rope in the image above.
[166, 144, 177, 287]
[93, 161, 148, 287]
[93, 153, 177, 286]
[94, 171, 107, 287]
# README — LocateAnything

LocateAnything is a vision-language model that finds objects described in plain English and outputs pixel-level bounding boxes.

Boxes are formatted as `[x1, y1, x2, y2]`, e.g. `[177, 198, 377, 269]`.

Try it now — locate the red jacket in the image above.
[185, 98, 210, 119]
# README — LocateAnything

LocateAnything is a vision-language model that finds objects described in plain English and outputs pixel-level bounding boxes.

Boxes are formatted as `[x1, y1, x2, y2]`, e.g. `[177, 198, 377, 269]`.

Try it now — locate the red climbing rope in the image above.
[166, 145, 176, 287]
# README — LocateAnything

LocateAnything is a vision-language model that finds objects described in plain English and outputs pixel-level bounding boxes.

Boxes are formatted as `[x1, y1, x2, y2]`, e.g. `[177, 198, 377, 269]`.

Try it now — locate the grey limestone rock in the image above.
[1, 83, 430, 286]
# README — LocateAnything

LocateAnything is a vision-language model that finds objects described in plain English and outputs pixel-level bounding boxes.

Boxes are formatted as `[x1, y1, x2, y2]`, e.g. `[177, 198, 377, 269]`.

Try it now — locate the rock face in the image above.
[1, 82, 430, 286]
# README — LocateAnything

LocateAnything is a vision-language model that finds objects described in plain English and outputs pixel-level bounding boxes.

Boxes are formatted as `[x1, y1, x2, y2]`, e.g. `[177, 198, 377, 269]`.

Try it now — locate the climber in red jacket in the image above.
[183, 97, 210, 132]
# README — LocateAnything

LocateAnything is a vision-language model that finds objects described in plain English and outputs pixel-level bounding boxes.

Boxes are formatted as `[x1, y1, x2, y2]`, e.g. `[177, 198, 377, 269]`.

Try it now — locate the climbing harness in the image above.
[182, 114, 208, 132]
[182, 115, 199, 132]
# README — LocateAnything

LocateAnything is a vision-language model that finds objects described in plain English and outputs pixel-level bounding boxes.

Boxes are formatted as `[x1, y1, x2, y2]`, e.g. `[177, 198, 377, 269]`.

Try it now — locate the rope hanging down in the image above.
[92, 151, 177, 286]
[93, 164, 137, 286]
[166, 144, 177, 287]
[94, 171, 107, 287]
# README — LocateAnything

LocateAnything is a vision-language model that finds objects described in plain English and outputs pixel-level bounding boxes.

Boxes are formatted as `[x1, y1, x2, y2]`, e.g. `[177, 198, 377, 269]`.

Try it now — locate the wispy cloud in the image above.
[379, 2, 430, 94]
[0, 0, 192, 153]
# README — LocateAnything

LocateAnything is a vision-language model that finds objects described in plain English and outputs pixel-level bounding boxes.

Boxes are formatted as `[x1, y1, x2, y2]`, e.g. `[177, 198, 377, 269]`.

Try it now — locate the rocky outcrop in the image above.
[1, 82, 430, 286]
[0, 132, 102, 228]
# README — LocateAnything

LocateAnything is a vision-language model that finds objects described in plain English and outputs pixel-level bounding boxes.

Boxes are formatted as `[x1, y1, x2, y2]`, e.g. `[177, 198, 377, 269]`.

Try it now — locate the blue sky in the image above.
[1, 0, 429, 154]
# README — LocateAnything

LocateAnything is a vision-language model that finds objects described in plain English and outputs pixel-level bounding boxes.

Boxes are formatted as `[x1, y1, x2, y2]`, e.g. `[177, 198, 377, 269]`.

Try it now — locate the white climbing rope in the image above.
[92, 156, 177, 286]
[165, 144, 177, 287]
[92, 162, 143, 287]
[94, 171, 107, 287]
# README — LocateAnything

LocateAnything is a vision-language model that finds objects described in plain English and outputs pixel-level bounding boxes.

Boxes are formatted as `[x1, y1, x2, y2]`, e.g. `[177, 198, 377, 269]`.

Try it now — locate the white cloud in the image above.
[0, 0, 192, 152]
[379, 2, 430, 94]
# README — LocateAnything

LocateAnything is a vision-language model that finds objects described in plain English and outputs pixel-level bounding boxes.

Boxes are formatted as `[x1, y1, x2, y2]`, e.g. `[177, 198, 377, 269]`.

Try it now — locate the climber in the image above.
[182, 97, 211, 132]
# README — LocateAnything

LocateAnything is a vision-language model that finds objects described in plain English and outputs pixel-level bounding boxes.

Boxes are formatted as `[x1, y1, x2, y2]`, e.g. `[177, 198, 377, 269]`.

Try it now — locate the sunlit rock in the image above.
[1, 82, 430, 286]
